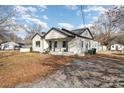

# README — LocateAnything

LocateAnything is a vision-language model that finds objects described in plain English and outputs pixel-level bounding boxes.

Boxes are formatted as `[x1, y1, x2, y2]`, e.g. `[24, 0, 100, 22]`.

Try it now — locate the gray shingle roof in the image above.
[50, 28, 75, 37]
[61, 28, 94, 40]
[71, 28, 88, 35]
[32, 27, 94, 40]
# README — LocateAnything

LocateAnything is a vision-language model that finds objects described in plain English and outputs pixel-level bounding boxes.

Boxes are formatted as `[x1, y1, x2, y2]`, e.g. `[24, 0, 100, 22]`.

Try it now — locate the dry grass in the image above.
[98, 51, 124, 57]
[0, 51, 124, 88]
[0, 51, 78, 88]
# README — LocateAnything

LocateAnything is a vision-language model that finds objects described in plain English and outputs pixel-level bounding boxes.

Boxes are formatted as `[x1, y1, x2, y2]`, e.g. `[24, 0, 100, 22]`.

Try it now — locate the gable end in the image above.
[31, 33, 44, 40]
[80, 28, 94, 39]
[45, 27, 75, 38]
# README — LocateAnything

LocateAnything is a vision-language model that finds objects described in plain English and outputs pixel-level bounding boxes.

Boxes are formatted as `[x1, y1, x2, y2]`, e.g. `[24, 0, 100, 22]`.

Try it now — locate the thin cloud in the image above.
[43, 15, 48, 20]
[38, 5, 47, 11]
[84, 6, 108, 14]
[13, 5, 28, 14]
[21, 14, 48, 29]
[76, 10, 81, 16]
[27, 6, 37, 12]
[65, 5, 78, 10]
[79, 24, 93, 28]
[58, 23, 74, 30]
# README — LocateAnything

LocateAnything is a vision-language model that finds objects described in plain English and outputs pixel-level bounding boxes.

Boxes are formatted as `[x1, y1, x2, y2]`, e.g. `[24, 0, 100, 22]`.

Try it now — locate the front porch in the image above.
[46, 38, 68, 52]
[45, 38, 85, 56]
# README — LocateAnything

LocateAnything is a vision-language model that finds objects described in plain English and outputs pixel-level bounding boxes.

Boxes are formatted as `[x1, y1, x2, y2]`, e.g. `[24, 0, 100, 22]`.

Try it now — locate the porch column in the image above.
[51, 40, 54, 51]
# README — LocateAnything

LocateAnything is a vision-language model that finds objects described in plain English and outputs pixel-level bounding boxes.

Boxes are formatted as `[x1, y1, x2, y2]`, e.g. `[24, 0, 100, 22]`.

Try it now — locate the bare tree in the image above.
[93, 6, 124, 47]
[0, 6, 24, 43]
[19, 23, 44, 45]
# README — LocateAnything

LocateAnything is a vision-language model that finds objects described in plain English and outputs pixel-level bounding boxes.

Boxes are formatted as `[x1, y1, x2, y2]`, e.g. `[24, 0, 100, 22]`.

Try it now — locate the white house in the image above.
[32, 27, 101, 56]
[111, 44, 124, 51]
[0, 41, 21, 50]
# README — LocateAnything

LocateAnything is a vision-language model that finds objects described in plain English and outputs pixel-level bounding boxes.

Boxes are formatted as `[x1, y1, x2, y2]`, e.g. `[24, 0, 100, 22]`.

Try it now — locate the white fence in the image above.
[20, 48, 31, 52]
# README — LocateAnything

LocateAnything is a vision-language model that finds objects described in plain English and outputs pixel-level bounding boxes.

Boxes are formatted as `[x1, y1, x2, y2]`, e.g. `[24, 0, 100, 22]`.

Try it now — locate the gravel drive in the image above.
[16, 58, 124, 88]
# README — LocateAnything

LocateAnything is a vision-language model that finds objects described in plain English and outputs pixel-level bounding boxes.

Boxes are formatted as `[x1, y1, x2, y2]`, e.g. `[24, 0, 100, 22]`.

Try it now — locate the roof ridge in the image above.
[71, 27, 88, 31]
[61, 28, 93, 40]
[61, 28, 76, 35]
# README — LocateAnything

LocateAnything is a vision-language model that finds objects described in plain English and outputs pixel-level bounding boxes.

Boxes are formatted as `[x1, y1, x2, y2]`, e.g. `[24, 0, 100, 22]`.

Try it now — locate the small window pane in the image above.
[86, 43, 88, 48]
[49, 41, 52, 50]
[89, 42, 91, 48]
[36, 41, 40, 47]
[82, 41, 83, 48]
[63, 41, 67, 48]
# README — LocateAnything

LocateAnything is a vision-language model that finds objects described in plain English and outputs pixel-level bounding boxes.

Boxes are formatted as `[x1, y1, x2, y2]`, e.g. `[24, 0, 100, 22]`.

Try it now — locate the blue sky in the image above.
[1, 5, 113, 38]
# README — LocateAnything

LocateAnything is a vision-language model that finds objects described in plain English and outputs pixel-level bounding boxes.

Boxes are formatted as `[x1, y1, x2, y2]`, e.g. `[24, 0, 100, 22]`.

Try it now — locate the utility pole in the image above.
[80, 5, 86, 27]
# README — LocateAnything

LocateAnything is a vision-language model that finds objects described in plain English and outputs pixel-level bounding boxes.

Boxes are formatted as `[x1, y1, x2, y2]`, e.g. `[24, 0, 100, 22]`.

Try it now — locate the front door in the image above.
[54, 41, 57, 51]
[62, 41, 68, 52]
[116, 46, 118, 51]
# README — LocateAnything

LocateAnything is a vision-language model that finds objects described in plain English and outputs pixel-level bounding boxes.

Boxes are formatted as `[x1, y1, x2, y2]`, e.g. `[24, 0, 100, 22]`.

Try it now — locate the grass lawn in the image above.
[0, 51, 124, 88]
[98, 51, 124, 58]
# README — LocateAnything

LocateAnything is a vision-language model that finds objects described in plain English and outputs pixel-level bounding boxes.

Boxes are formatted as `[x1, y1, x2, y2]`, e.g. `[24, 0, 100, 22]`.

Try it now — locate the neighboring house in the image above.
[0, 41, 21, 50]
[90, 41, 107, 52]
[111, 44, 124, 51]
[32, 27, 100, 56]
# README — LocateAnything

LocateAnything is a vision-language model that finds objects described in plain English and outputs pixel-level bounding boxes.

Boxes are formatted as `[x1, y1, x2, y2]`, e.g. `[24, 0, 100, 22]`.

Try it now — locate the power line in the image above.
[80, 5, 85, 27]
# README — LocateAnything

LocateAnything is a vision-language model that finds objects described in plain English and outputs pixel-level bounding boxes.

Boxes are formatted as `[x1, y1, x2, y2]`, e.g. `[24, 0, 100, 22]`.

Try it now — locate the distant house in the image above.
[32, 27, 103, 56]
[111, 44, 124, 51]
[91, 41, 107, 52]
[0, 41, 21, 50]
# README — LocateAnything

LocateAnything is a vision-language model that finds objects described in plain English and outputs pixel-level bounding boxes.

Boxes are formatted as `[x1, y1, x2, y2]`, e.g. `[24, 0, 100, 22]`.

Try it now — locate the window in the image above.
[49, 41, 52, 50]
[54, 41, 57, 48]
[89, 42, 91, 48]
[36, 41, 40, 47]
[86, 43, 88, 49]
[82, 41, 84, 48]
[63, 41, 67, 48]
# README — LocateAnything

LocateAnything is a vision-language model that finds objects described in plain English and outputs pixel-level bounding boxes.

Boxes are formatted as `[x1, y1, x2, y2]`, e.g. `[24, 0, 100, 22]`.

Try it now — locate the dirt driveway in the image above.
[16, 54, 124, 88]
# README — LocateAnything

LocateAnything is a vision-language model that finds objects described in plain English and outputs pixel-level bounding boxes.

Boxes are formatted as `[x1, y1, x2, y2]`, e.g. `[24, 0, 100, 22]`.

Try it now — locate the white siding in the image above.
[0, 42, 19, 50]
[20, 48, 30, 52]
[90, 41, 107, 52]
[111, 44, 124, 51]
[91, 41, 100, 52]
[68, 37, 92, 54]
[45, 29, 67, 39]
[32, 34, 50, 52]
[68, 37, 79, 54]
[32, 34, 43, 52]
[80, 38, 93, 52]
[81, 29, 92, 39]
[43, 39, 49, 50]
